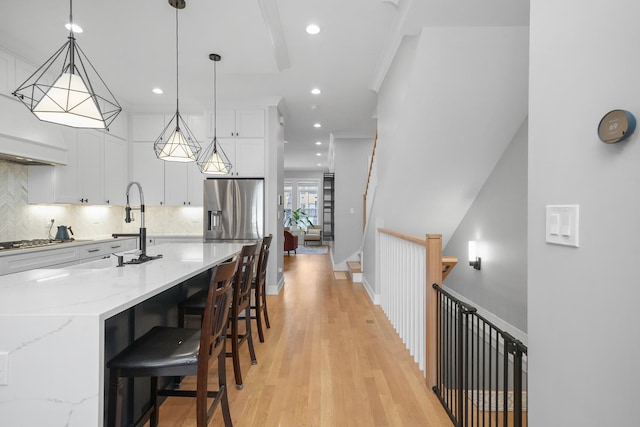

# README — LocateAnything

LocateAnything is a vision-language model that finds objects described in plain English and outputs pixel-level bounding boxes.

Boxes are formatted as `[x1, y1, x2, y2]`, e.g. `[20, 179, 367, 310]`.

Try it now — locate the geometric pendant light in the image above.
[154, 0, 201, 163]
[12, 0, 121, 129]
[198, 53, 233, 174]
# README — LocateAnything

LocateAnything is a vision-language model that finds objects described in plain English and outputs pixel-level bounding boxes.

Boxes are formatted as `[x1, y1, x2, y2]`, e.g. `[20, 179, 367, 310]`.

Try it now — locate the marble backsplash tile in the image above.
[0, 160, 203, 241]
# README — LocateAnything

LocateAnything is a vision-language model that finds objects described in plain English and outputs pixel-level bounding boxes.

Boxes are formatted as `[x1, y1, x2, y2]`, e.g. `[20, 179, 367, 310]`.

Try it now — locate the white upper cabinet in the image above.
[131, 142, 165, 206]
[76, 130, 104, 204]
[207, 108, 264, 138]
[104, 134, 127, 205]
[218, 137, 265, 177]
[28, 129, 106, 204]
[136, 113, 206, 206]
[0, 49, 15, 97]
[164, 161, 203, 206]
[105, 112, 128, 141]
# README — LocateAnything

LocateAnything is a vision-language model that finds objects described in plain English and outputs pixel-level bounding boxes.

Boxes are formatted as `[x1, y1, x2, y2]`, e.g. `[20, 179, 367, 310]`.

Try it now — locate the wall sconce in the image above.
[468, 241, 481, 270]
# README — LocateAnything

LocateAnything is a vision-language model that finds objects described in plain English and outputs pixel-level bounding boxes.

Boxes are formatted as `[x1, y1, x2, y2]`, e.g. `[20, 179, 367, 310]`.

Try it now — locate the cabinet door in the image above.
[131, 142, 165, 205]
[77, 130, 104, 204]
[235, 138, 265, 177]
[213, 109, 236, 138]
[217, 138, 237, 174]
[106, 113, 128, 141]
[187, 114, 206, 142]
[104, 134, 127, 205]
[53, 134, 81, 203]
[187, 162, 204, 206]
[236, 109, 265, 137]
[0, 50, 15, 97]
[164, 162, 189, 206]
[131, 114, 165, 141]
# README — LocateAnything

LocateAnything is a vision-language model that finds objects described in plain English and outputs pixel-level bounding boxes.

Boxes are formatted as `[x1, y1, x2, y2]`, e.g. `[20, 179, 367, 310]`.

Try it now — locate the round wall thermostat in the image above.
[598, 109, 636, 143]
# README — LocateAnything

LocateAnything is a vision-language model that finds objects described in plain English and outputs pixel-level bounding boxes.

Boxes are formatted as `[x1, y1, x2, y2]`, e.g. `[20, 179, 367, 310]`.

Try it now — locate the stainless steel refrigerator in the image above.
[203, 178, 264, 241]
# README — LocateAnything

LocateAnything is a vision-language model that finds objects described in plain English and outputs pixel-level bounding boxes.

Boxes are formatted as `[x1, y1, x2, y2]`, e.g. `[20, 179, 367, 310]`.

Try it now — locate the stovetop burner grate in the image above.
[0, 239, 75, 251]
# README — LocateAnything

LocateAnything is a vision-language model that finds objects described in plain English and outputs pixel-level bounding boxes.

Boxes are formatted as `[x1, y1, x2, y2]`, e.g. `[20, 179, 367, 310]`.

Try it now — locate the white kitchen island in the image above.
[0, 242, 245, 427]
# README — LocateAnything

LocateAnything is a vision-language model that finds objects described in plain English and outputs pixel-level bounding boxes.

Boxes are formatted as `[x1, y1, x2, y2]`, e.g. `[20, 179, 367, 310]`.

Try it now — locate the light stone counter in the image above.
[0, 242, 245, 427]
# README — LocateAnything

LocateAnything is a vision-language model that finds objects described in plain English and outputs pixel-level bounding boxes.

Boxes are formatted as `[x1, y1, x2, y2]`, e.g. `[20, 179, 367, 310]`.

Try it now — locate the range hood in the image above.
[0, 95, 67, 165]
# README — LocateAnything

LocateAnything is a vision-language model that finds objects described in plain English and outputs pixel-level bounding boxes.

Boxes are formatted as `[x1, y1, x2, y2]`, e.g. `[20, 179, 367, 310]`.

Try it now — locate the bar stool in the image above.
[106, 258, 238, 427]
[251, 234, 272, 342]
[178, 243, 259, 389]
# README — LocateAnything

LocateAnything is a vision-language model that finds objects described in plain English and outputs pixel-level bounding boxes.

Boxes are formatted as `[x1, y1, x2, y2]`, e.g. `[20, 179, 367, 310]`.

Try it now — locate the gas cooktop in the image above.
[0, 239, 75, 251]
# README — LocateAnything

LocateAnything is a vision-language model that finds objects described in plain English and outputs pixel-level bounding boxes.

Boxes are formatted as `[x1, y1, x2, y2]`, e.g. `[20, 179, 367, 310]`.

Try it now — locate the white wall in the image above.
[333, 137, 372, 264]
[529, 3, 640, 425]
[443, 119, 528, 335]
[266, 106, 285, 293]
[378, 25, 528, 244]
[366, 25, 529, 296]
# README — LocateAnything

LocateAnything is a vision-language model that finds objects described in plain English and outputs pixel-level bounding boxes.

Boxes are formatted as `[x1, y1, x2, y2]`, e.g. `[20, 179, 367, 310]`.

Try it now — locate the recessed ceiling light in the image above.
[315, 141, 322, 145]
[317, 163, 322, 166]
[306, 24, 320, 35]
[311, 88, 321, 95]
[152, 88, 163, 94]
[284, 140, 288, 144]
[316, 153, 322, 156]
[313, 123, 321, 128]
[65, 23, 83, 33]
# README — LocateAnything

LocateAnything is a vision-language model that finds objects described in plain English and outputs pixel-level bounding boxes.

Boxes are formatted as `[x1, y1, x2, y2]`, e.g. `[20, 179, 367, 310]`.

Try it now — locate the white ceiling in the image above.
[0, 0, 529, 171]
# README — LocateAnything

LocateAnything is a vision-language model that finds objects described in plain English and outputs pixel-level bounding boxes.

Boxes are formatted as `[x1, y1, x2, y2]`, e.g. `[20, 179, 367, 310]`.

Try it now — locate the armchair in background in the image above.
[303, 225, 322, 246]
[284, 230, 298, 255]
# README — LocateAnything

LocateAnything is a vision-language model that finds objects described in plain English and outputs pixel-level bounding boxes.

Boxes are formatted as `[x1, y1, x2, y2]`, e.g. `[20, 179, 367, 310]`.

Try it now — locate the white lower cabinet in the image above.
[0, 238, 137, 276]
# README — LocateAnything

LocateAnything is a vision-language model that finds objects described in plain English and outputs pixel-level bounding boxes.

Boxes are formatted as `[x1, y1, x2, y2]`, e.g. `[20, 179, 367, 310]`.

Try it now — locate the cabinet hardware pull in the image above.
[110, 245, 121, 249]
[88, 249, 100, 253]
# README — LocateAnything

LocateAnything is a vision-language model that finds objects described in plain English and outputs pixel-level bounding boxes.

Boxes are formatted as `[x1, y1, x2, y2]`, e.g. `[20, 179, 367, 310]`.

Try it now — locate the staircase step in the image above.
[347, 261, 362, 283]
[347, 261, 361, 273]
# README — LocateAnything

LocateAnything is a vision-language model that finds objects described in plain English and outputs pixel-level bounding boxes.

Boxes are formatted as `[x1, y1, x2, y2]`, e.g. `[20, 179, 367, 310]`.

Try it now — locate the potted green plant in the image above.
[285, 207, 314, 233]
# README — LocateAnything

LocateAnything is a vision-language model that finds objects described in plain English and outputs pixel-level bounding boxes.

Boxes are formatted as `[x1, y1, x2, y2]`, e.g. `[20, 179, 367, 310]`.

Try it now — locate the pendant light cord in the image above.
[213, 58, 217, 140]
[68, 0, 73, 36]
[68, 0, 75, 71]
[175, 6, 180, 114]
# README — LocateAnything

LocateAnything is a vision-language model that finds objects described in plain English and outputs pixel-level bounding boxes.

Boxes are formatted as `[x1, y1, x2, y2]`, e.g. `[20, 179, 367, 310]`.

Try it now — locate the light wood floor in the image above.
[157, 251, 452, 426]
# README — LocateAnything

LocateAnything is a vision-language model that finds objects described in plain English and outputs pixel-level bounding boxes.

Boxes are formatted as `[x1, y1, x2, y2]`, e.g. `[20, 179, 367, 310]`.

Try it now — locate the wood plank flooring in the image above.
[156, 252, 452, 426]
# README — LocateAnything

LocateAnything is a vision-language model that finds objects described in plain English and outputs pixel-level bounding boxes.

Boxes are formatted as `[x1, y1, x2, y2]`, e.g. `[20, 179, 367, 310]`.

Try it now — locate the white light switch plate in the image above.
[546, 205, 579, 247]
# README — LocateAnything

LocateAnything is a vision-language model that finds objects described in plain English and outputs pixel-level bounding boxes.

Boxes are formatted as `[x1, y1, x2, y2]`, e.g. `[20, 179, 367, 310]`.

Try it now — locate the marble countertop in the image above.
[0, 242, 245, 319]
[0, 241, 245, 427]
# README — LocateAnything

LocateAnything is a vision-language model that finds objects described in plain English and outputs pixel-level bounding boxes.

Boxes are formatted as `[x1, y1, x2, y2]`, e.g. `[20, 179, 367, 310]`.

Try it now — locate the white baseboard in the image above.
[361, 276, 380, 305]
[267, 275, 285, 295]
[440, 285, 528, 346]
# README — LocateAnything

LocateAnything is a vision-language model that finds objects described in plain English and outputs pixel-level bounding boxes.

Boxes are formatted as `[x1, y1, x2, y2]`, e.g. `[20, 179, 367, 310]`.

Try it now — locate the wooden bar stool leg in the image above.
[230, 313, 243, 389]
[255, 305, 265, 342]
[245, 306, 257, 365]
[218, 349, 233, 427]
[262, 292, 270, 328]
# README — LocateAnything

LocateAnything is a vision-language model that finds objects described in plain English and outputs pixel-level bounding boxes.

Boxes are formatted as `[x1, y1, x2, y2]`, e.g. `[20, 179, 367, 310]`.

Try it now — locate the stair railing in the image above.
[432, 284, 528, 427]
[378, 230, 457, 387]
